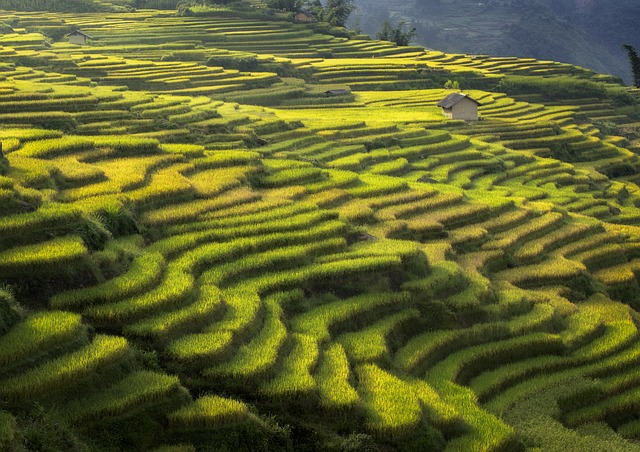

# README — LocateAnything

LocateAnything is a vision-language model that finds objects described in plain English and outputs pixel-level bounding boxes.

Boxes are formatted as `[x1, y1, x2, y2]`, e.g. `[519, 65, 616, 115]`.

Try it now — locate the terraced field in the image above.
[2, 4, 640, 451]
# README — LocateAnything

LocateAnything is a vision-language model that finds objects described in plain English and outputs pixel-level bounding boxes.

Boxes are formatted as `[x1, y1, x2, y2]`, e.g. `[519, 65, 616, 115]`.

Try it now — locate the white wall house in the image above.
[67, 30, 93, 45]
[437, 93, 480, 120]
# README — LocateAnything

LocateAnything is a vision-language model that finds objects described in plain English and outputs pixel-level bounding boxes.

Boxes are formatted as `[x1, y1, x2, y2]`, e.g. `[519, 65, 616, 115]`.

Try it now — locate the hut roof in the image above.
[325, 89, 351, 96]
[67, 30, 94, 39]
[437, 93, 480, 108]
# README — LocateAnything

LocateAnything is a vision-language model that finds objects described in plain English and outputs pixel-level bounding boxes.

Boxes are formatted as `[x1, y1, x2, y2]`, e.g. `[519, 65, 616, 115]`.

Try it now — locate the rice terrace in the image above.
[1, 0, 640, 450]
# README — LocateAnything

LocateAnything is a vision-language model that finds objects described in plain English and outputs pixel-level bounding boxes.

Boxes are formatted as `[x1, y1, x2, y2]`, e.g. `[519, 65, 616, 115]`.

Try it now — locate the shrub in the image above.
[497, 76, 607, 100]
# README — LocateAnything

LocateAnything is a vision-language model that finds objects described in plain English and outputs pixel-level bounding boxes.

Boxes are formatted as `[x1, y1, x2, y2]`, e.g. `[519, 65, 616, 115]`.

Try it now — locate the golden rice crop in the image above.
[0, 335, 130, 401]
[338, 309, 419, 362]
[482, 211, 564, 251]
[166, 200, 316, 234]
[316, 343, 359, 409]
[51, 252, 165, 309]
[125, 285, 223, 338]
[260, 333, 318, 397]
[188, 166, 258, 197]
[17, 136, 94, 159]
[203, 294, 286, 379]
[168, 395, 250, 429]
[84, 264, 194, 323]
[356, 363, 422, 431]
[143, 187, 260, 227]
[0, 202, 82, 238]
[62, 371, 181, 423]
[167, 331, 234, 362]
[0, 235, 88, 273]
[0, 311, 86, 369]
[200, 238, 346, 287]
[437, 380, 516, 451]
[291, 291, 410, 343]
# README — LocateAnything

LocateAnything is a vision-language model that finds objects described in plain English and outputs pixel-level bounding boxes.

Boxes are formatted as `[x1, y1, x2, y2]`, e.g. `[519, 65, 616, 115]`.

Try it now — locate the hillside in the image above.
[355, 0, 640, 85]
[1, 3, 640, 451]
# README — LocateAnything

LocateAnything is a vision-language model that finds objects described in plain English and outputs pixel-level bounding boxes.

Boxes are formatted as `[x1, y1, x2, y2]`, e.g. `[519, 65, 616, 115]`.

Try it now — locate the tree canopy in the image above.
[623, 44, 640, 88]
[376, 21, 416, 46]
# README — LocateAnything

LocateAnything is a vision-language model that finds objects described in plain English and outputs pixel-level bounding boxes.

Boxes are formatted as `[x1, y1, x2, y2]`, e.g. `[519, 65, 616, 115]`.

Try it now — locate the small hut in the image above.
[324, 89, 351, 97]
[67, 30, 93, 46]
[437, 93, 480, 121]
[295, 10, 314, 23]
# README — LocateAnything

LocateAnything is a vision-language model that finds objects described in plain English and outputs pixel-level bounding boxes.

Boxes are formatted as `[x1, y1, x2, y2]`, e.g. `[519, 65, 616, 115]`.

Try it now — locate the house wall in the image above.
[68, 35, 87, 45]
[295, 14, 312, 23]
[442, 107, 453, 119]
[451, 99, 478, 120]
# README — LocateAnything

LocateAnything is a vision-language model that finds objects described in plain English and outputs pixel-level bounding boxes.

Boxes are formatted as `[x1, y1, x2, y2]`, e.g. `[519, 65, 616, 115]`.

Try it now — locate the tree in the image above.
[623, 44, 640, 88]
[444, 80, 460, 90]
[324, 0, 354, 27]
[303, 0, 325, 22]
[267, 0, 303, 12]
[376, 21, 416, 46]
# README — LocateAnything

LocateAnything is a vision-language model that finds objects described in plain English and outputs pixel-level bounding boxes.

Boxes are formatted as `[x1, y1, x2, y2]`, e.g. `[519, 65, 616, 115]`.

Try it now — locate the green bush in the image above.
[207, 55, 259, 71]
[497, 76, 607, 100]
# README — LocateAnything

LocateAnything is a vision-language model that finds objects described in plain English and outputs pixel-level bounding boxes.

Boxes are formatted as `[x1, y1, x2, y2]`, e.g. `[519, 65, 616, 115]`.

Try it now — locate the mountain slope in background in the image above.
[353, 0, 640, 84]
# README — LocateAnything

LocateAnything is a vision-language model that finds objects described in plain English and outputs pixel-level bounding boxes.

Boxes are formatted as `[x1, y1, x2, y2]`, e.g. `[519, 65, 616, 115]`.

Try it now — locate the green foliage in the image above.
[323, 0, 355, 27]
[267, 0, 302, 12]
[207, 55, 259, 72]
[0, 0, 107, 12]
[376, 21, 416, 46]
[622, 44, 640, 88]
[497, 75, 607, 100]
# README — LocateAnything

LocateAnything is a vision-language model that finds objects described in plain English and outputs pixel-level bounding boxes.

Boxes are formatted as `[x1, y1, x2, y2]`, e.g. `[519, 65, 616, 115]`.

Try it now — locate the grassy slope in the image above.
[0, 5, 640, 451]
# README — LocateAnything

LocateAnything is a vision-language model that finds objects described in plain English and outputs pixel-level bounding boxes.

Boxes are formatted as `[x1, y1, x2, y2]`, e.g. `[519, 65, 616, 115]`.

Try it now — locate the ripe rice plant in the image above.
[347, 174, 408, 198]
[0, 235, 88, 274]
[17, 136, 94, 158]
[0, 311, 86, 370]
[368, 158, 409, 176]
[167, 201, 316, 234]
[84, 264, 194, 324]
[62, 371, 183, 423]
[291, 292, 410, 343]
[188, 166, 257, 197]
[168, 395, 250, 429]
[376, 192, 461, 221]
[495, 257, 587, 287]
[425, 332, 564, 385]
[203, 293, 287, 380]
[167, 331, 234, 363]
[564, 385, 640, 427]
[51, 252, 165, 309]
[338, 309, 420, 362]
[125, 285, 223, 338]
[482, 212, 564, 251]
[124, 167, 193, 208]
[513, 221, 601, 263]
[200, 238, 346, 287]
[0, 202, 82, 242]
[260, 333, 318, 398]
[395, 302, 556, 374]
[356, 363, 423, 432]
[437, 380, 516, 451]
[205, 287, 262, 341]
[594, 260, 640, 285]
[0, 335, 131, 401]
[144, 188, 260, 227]
[316, 343, 359, 410]
[618, 420, 640, 440]
[193, 151, 260, 170]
